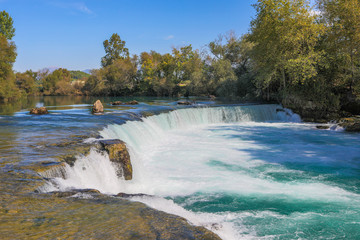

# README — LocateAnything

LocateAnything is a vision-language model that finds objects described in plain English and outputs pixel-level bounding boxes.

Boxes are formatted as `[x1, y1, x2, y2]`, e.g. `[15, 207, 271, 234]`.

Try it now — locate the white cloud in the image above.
[164, 35, 175, 40]
[49, 1, 93, 15]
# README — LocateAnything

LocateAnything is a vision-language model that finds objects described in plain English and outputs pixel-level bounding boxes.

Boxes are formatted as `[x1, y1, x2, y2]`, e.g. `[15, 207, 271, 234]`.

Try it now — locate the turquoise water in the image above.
[45, 104, 360, 239]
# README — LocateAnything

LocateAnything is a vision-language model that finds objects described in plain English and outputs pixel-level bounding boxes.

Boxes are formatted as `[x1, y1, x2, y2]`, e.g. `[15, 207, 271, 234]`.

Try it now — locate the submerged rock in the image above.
[116, 192, 152, 198]
[177, 101, 194, 105]
[92, 100, 104, 114]
[316, 125, 330, 130]
[111, 100, 139, 105]
[111, 101, 122, 105]
[99, 139, 133, 180]
[126, 100, 138, 105]
[30, 107, 49, 115]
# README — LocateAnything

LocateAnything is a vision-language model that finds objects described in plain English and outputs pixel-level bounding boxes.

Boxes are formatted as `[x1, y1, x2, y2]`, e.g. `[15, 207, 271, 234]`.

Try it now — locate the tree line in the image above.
[1, 0, 359, 119]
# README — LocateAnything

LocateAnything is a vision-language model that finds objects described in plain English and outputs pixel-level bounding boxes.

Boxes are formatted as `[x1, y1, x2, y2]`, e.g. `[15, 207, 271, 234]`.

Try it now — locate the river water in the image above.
[1, 97, 360, 239]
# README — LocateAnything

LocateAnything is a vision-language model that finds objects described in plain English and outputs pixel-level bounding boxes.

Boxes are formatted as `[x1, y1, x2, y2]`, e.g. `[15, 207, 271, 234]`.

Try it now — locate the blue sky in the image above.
[1, 0, 257, 72]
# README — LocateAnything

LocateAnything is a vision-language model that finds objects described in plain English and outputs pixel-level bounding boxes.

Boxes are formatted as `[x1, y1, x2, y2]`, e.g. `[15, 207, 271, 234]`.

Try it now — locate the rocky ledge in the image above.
[98, 139, 133, 180]
[338, 117, 360, 132]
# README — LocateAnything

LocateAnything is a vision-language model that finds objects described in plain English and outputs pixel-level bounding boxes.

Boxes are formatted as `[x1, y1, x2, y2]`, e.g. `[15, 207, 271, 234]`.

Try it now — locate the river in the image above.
[1, 96, 359, 239]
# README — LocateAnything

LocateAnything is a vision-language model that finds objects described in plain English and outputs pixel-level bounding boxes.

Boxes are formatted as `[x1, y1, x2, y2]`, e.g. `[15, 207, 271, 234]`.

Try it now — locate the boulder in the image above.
[92, 100, 104, 114]
[99, 139, 132, 180]
[30, 107, 49, 115]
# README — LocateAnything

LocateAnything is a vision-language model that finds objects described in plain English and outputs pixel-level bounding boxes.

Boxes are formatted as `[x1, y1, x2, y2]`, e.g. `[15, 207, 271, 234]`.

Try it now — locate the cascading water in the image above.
[42, 104, 360, 239]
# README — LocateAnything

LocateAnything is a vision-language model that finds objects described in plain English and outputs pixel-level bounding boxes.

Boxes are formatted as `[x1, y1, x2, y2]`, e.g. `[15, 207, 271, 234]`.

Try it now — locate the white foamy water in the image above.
[41, 104, 360, 239]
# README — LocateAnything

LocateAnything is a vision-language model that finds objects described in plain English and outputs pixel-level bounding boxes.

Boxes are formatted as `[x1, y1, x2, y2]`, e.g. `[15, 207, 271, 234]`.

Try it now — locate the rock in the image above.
[116, 192, 151, 198]
[126, 100, 138, 105]
[209, 95, 216, 100]
[316, 125, 330, 130]
[111, 101, 123, 105]
[338, 117, 360, 132]
[92, 100, 104, 114]
[177, 101, 193, 105]
[99, 139, 132, 180]
[30, 107, 49, 115]
[111, 100, 138, 105]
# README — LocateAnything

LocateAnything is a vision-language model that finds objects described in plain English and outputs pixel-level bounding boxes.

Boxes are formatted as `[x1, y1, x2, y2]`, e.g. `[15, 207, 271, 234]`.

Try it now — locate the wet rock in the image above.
[92, 100, 104, 114]
[316, 125, 330, 130]
[30, 107, 49, 115]
[99, 139, 132, 180]
[177, 101, 193, 105]
[338, 117, 360, 132]
[116, 192, 151, 198]
[126, 100, 138, 105]
[111, 100, 139, 105]
[209, 95, 216, 100]
[111, 101, 123, 105]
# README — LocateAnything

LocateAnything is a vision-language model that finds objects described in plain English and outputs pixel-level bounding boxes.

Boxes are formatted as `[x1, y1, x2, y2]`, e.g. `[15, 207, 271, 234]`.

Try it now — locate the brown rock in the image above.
[177, 101, 193, 105]
[92, 100, 104, 114]
[99, 139, 132, 180]
[126, 100, 139, 105]
[111, 101, 123, 105]
[30, 107, 49, 115]
[338, 117, 360, 132]
[316, 125, 330, 130]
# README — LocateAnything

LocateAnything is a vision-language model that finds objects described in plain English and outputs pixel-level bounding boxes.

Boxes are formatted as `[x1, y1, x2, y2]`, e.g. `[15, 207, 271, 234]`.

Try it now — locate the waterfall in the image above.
[40, 104, 300, 194]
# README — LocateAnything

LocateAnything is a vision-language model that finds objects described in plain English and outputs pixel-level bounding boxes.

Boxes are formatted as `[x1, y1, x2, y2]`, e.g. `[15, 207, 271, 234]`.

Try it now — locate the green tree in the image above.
[0, 34, 18, 102]
[15, 71, 37, 96]
[42, 68, 73, 95]
[0, 10, 15, 40]
[101, 33, 129, 67]
[248, 0, 324, 94]
[318, 0, 360, 96]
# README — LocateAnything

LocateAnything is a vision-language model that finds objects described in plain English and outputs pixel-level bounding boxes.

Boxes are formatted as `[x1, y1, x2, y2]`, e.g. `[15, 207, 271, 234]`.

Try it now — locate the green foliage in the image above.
[69, 70, 90, 80]
[15, 71, 37, 95]
[42, 68, 74, 95]
[0, 34, 18, 102]
[249, 0, 324, 91]
[101, 33, 129, 67]
[0, 11, 15, 40]
[317, 0, 360, 97]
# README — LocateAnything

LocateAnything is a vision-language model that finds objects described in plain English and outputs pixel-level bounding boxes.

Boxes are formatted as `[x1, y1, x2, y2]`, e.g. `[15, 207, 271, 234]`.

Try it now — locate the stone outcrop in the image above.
[30, 107, 49, 115]
[92, 100, 104, 114]
[99, 139, 133, 180]
[338, 117, 360, 132]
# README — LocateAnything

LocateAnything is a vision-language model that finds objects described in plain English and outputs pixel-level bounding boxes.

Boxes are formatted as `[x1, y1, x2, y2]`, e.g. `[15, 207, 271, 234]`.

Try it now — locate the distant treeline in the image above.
[1, 0, 359, 119]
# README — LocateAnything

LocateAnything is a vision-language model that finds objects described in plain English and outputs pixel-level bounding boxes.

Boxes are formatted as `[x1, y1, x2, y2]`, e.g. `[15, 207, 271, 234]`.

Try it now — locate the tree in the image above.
[0, 10, 15, 40]
[15, 71, 37, 95]
[0, 34, 18, 101]
[42, 68, 73, 95]
[317, 0, 360, 96]
[101, 33, 129, 67]
[248, 0, 324, 94]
